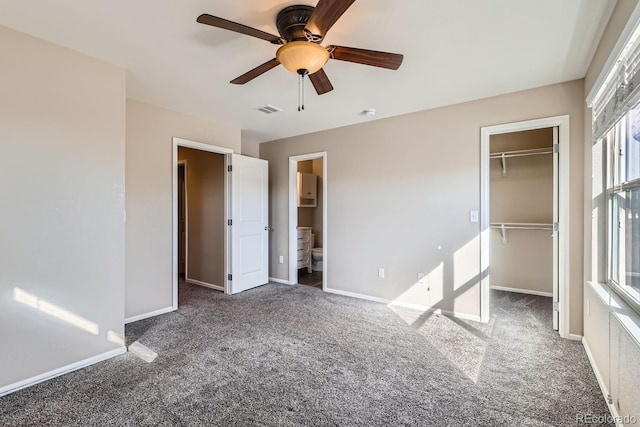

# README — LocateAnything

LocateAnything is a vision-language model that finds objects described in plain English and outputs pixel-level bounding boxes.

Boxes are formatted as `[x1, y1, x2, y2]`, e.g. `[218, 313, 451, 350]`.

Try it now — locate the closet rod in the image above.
[490, 222, 554, 244]
[489, 222, 553, 230]
[489, 147, 553, 159]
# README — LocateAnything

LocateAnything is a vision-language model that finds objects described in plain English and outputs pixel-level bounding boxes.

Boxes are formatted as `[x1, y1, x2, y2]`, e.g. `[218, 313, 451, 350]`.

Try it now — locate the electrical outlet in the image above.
[278, 255, 284, 264]
[378, 268, 385, 279]
[470, 210, 479, 223]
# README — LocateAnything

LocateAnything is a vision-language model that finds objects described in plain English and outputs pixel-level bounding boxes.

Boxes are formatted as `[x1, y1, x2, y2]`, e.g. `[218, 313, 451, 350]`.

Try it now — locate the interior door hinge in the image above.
[228, 165, 232, 172]
[553, 301, 559, 312]
[553, 143, 559, 154]
[228, 219, 232, 226]
[228, 274, 232, 281]
[553, 222, 559, 232]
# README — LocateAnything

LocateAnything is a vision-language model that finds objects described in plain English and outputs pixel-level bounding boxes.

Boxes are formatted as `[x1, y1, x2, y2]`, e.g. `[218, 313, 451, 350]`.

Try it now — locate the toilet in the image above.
[311, 248, 323, 271]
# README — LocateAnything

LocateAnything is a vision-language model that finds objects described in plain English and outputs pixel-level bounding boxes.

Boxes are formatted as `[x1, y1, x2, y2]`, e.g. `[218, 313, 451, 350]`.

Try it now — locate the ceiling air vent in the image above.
[256, 104, 283, 114]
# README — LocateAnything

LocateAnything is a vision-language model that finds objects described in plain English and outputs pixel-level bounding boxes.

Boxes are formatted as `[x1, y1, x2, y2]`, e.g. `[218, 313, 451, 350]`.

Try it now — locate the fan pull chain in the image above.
[297, 73, 305, 112]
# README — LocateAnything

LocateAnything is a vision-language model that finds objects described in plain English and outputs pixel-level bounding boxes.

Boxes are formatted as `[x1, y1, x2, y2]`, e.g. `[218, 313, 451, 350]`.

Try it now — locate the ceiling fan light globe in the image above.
[276, 41, 329, 75]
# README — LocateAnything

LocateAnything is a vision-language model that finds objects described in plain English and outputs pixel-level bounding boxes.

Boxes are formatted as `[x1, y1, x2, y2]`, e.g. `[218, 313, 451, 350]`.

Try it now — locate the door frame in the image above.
[479, 115, 570, 339]
[288, 152, 328, 290]
[172, 137, 233, 309]
[178, 160, 187, 278]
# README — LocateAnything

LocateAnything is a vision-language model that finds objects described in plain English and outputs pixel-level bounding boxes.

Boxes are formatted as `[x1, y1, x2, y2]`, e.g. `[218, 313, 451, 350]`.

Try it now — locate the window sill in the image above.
[587, 281, 640, 348]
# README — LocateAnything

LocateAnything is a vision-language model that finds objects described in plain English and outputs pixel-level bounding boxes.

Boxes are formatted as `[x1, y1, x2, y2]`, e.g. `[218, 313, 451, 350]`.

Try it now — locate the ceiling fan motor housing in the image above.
[276, 5, 317, 42]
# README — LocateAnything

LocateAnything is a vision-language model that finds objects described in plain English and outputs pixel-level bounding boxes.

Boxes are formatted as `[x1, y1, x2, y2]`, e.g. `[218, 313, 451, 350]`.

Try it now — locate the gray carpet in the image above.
[0, 285, 611, 426]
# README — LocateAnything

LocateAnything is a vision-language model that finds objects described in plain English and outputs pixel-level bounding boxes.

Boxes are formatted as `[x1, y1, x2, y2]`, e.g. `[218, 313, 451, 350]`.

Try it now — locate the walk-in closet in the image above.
[489, 127, 558, 328]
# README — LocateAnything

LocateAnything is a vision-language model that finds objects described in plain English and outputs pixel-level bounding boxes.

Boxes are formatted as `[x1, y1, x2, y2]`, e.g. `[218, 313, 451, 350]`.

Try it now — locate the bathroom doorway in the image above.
[289, 152, 328, 290]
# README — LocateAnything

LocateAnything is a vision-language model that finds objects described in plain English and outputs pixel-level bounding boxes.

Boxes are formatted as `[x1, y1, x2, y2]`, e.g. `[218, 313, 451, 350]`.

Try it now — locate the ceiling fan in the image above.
[197, 0, 403, 109]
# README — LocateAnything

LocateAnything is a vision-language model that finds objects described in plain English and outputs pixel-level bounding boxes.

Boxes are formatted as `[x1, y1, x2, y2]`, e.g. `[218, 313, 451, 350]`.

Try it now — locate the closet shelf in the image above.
[490, 222, 554, 244]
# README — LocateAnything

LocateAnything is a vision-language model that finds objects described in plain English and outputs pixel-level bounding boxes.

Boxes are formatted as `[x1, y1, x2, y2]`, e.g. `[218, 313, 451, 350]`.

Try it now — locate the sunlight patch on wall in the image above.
[107, 330, 125, 346]
[387, 262, 444, 310]
[454, 235, 480, 291]
[13, 287, 99, 335]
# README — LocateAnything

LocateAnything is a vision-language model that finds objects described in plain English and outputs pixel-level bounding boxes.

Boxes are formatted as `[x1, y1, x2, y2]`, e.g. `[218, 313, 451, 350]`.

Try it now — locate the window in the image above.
[605, 104, 640, 307]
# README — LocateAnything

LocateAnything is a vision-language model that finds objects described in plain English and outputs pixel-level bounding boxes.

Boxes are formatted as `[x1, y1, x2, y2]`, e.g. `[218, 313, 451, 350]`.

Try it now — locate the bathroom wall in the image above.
[312, 158, 324, 248]
[297, 160, 315, 230]
[296, 159, 324, 248]
[178, 147, 225, 287]
[490, 129, 554, 295]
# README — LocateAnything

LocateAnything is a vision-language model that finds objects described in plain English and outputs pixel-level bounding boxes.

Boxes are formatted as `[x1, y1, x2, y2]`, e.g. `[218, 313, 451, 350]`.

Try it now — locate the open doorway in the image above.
[172, 137, 270, 308]
[178, 161, 186, 279]
[289, 152, 327, 290]
[480, 116, 570, 338]
[177, 147, 226, 293]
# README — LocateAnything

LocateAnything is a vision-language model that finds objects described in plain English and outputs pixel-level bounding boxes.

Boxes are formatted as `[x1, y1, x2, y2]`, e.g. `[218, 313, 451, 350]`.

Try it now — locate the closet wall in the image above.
[490, 128, 554, 295]
[178, 147, 225, 287]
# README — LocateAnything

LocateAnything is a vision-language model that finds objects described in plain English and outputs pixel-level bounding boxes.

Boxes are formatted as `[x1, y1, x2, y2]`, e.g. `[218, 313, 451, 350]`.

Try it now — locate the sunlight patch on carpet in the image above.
[129, 341, 158, 363]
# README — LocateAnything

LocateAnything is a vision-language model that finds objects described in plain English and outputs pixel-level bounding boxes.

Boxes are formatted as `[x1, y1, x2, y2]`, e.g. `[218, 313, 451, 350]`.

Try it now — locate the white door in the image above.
[229, 154, 269, 294]
[552, 127, 559, 331]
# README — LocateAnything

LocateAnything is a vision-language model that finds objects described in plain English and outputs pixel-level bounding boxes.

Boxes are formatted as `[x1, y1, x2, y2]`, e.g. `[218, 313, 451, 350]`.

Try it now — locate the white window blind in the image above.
[589, 14, 640, 139]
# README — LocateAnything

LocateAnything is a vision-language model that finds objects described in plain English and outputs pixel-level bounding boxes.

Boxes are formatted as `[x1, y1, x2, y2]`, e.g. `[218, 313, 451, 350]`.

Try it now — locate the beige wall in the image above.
[490, 129, 554, 294]
[241, 139, 260, 158]
[125, 99, 240, 320]
[0, 25, 126, 390]
[582, 1, 640, 422]
[261, 79, 585, 328]
[178, 148, 225, 287]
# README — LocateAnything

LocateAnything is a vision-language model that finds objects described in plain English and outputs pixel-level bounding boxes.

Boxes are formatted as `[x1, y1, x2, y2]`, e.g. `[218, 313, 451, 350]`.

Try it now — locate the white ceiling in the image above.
[0, 0, 616, 144]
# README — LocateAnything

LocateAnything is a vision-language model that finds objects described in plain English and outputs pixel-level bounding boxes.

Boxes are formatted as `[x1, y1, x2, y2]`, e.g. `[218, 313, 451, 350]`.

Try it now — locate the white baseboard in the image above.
[0, 346, 126, 397]
[325, 287, 388, 303]
[490, 286, 553, 298]
[567, 333, 583, 341]
[324, 287, 482, 323]
[186, 278, 224, 291]
[583, 338, 621, 425]
[269, 277, 295, 285]
[125, 306, 175, 324]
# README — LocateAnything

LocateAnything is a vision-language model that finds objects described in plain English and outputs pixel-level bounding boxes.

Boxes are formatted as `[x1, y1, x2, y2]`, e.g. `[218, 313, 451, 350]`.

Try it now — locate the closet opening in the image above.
[176, 146, 226, 298]
[288, 152, 328, 290]
[172, 138, 234, 309]
[480, 116, 571, 338]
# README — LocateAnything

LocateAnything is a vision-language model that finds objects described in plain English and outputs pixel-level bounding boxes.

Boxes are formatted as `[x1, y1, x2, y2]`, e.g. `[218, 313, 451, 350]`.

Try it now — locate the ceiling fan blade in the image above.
[309, 68, 334, 95]
[197, 14, 283, 44]
[305, 0, 356, 39]
[230, 59, 281, 85]
[328, 45, 403, 70]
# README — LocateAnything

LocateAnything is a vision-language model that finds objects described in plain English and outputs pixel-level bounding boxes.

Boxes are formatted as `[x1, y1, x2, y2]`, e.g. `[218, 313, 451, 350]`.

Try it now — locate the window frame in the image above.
[605, 109, 640, 313]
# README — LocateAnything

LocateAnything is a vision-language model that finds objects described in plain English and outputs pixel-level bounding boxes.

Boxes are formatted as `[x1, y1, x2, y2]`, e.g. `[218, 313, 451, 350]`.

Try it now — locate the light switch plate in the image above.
[470, 210, 479, 223]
